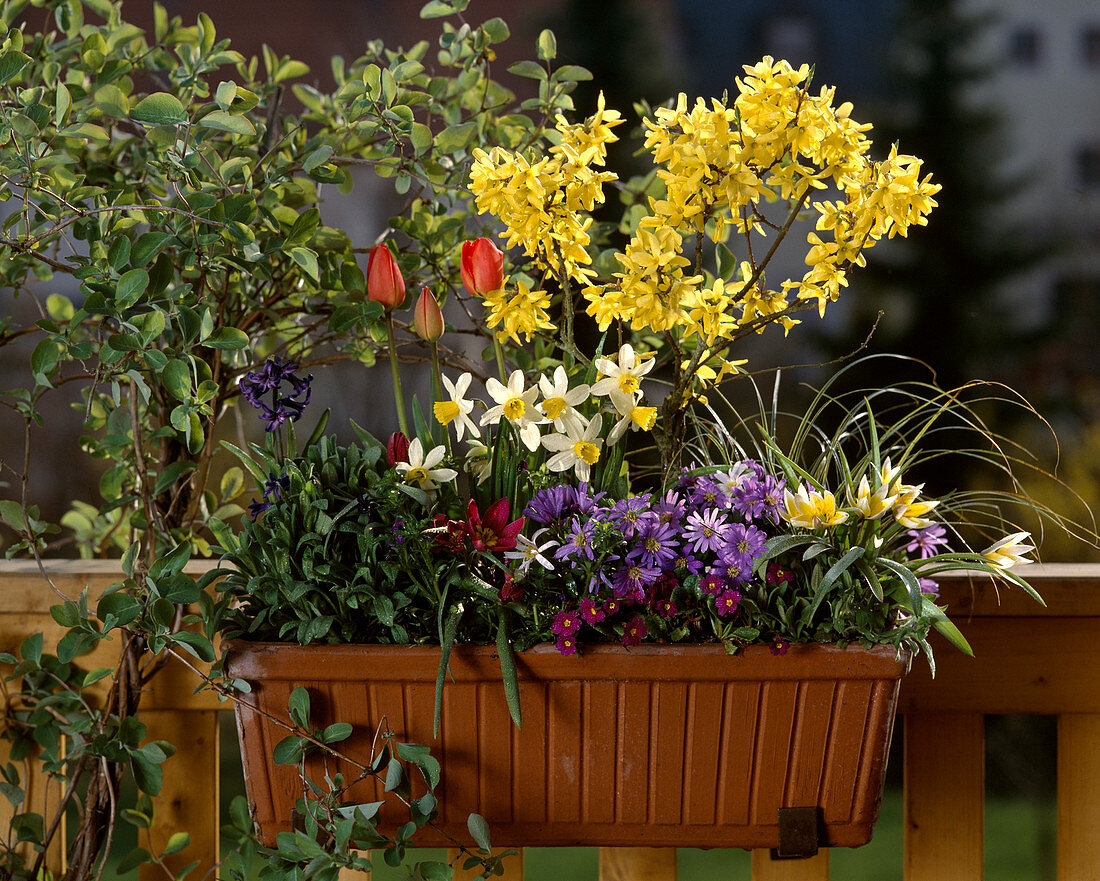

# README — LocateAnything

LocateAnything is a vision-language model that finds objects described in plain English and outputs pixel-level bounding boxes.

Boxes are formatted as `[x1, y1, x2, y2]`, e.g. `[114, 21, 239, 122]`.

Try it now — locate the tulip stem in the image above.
[430, 340, 451, 459]
[386, 313, 409, 436]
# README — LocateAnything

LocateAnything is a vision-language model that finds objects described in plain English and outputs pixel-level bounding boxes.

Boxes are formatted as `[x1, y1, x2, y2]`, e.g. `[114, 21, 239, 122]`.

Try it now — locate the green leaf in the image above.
[289, 247, 319, 283]
[172, 632, 215, 663]
[130, 92, 188, 126]
[163, 832, 190, 855]
[467, 813, 491, 851]
[116, 847, 153, 874]
[507, 60, 547, 80]
[288, 686, 310, 728]
[150, 542, 191, 580]
[97, 592, 141, 627]
[551, 64, 592, 82]
[272, 735, 305, 765]
[199, 110, 255, 136]
[322, 722, 352, 744]
[202, 327, 248, 349]
[115, 268, 149, 308]
[20, 633, 42, 665]
[163, 359, 191, 401]
[537, 29, 557, 62]
[131, 231, 171, 267]
[0, 500, 26, 534]
[130, 752, 163, 795]
[82, 667, 113, 688]
[153, 461, 196, 496]
[496, 614, 521, 729]
[808, 547, 865, 618]
[434, 121, 476, 154]
[434, 606, 462, 737]
[0, 51, 30, 85]
[880, 557, 925, 616]
[481, 17, 509, 43]
[410, 122, 432, 156]
[419, 1, 454, 19]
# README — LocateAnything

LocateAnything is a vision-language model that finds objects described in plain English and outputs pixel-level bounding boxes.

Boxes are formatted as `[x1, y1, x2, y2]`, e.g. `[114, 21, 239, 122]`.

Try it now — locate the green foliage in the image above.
[0, 0, 580, 877]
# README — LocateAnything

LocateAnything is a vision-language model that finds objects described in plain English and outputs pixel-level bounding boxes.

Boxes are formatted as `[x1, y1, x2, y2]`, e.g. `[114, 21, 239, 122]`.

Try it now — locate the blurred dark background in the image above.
[2, 0, 1098, 559]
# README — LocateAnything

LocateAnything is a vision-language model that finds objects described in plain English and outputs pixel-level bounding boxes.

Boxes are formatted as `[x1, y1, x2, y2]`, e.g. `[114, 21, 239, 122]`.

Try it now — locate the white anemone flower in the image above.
[981, 531, 1035, 569]
[590, 344, 655, 398]
[537, 365, 590, 435]
[504, 529, 558, 573]
[607, 389, 658, 444]
[395, 438, 457, 494]
[433, 372, 480, 441]
[541, 414, 604, 483]
[480, 369, 543, 451]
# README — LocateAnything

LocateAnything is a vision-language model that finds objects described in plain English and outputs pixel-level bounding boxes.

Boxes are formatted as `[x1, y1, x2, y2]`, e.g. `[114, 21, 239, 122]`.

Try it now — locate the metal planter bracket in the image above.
[770, 806, 822, 860]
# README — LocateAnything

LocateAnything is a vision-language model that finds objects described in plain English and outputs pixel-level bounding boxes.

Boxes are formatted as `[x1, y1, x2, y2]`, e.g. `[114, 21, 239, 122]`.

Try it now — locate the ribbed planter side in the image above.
[223, 641, 907, 849]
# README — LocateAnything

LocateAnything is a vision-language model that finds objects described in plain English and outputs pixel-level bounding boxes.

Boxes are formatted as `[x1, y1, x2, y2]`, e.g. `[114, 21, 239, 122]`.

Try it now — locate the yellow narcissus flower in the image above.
[591, 344, 655, 398]
[782, 485, 849, 529]
[981, 532, 1035, 569]
[537, 365, 590, 435]
[607, 389, 657, 444]
[481, 370, 544, 451]
[541, 414, 604, 483]
[433, 372, 480, 442]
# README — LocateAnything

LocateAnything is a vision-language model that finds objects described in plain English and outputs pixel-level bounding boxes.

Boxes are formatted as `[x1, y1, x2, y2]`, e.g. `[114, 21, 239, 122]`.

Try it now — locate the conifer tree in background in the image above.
[827, 0, 1051, 396]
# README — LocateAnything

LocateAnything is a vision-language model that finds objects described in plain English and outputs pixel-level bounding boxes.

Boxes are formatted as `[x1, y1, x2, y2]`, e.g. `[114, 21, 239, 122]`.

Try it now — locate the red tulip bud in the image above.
[413, 287, 445, 341]
[386, 431, 410, 466]
[460, 237, 504, 295]
[367, 245, 405, 310]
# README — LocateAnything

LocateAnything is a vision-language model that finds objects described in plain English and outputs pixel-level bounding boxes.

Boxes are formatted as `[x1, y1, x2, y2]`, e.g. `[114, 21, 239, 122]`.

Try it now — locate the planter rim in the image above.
[222, 637, 910, 682]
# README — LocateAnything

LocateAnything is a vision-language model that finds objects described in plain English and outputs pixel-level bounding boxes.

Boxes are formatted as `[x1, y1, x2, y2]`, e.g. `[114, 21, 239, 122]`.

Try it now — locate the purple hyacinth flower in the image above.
[907, 524, 949, 559]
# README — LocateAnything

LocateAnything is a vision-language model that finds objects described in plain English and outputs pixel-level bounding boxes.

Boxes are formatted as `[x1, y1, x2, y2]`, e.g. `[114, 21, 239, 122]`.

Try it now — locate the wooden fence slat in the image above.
[598, 847, 676, 880]
[1057, 714, 1100, 881]
[750, 849, 829, 880]
[138, 710, 219, 881]
[447, 847, 524, 880]
[904, 712, 983, 881]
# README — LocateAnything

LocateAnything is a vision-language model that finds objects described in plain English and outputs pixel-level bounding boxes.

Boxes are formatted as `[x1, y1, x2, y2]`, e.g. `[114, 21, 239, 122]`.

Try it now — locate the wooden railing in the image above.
[2, 561, 1098, 881]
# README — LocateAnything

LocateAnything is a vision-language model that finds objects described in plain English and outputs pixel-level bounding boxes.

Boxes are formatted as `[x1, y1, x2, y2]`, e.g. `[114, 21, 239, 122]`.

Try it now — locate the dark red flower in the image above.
[621, 614, 648, 647]
[431, 513, 468, 553]
[465, 498, 525, 552]
[387, 431, 410, 466]
[769, 637, 791, 656]
[766, 562, 795, 585]
[498, 574, 525, 604]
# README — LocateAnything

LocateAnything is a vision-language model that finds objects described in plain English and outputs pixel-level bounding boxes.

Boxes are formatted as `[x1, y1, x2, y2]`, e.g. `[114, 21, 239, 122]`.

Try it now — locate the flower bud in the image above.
[413, 287, 445, 341]
[386, 431, 410, 466]
[367, 245, 405, 310]
[460, 237, 504, 295]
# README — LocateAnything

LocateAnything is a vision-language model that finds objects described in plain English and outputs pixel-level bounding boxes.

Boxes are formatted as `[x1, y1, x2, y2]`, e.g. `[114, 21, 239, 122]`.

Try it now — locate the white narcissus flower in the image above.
[541, 414, 604, 483]
[433, 372, 480, 442]
[464, 440, 491, 486]
[480, 369, 543, 451]
[981, 531, 1035, 569]
[395, 438, 457, 494]
[590, 343, 655, 398]
[537, 365, 590, 435]
[607, 389, 658, 444]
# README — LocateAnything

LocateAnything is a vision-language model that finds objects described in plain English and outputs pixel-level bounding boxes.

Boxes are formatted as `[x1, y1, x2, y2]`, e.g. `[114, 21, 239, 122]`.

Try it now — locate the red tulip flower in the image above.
[413, 287, 445, 341]
[465, 498, 524, 552]
[460, 238, 504, 295]
[367, 244, 405, 310]
[386, 431, 410, 466]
